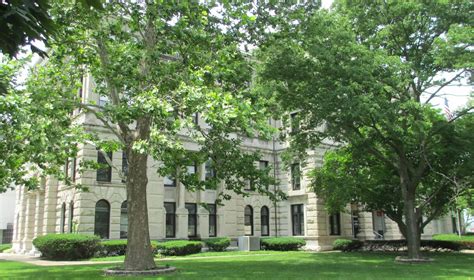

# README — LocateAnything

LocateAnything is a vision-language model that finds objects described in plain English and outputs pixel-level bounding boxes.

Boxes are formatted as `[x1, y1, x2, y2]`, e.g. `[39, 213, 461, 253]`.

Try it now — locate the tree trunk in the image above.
[124, 149, 156, 270]
[399, 166, 422, 260]
[403, 195, 422, 259]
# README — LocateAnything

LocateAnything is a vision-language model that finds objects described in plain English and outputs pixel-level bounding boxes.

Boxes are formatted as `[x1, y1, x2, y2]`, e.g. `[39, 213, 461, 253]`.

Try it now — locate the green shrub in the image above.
[0, 244, 12, 252]
[361, 239, 464, 252]
[204, 237, 231, 252]
[431, 234, 474, 250]
[261, 237, 306, 251]
[157, 240, 202, 256]
[97, 240, 160, 257]
[33, 234, 100, 260]
[333, 239, 363, 252]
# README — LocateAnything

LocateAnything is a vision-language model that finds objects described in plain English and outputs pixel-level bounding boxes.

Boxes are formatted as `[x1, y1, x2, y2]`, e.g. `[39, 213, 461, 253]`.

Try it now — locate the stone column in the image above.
[175, 167, 189, 239]
[22, 194, 37, 253]
[42, 177, 58, 235]
[13, 186, 27, 252]
[31, 191, 44, 254]
[198, 205, 209, 239]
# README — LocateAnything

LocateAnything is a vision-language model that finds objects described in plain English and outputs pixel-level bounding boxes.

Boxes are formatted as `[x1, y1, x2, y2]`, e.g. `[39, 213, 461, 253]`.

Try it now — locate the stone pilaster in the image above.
[22, 194, 36, 253]
[175, 207, 188, 239]
[197, 205, 209, 239]
[42, 177, 58, 234]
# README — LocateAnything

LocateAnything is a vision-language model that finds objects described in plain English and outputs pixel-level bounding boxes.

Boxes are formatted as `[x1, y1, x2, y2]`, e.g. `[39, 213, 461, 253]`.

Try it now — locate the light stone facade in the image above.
[12, 75, 456, 254]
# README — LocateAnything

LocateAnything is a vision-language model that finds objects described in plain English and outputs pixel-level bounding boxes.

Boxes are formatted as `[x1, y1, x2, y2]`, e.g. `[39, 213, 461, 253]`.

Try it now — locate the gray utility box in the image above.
[238, 236, 260, 251]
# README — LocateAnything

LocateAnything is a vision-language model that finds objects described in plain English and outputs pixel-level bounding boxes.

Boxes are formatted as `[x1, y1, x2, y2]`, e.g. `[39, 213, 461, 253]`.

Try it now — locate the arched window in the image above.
[261, 206, 270, 236]
[60, 202, 66, 233]
[244, 205, 253, 236]
[120, 201, 128, 239]
[69, 201, 74, 233]
[94, 200, 110, 239]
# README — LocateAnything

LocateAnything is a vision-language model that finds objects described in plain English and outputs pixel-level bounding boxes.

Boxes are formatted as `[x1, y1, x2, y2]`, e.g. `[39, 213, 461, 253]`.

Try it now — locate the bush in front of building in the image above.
[97, 240, 160, 257]
[156, 240, 203, 256]
[433, 234, 474, 249]
[33, 234, 100, 260]
[360, 239, 464, 252]
[333, 239, 363, 252]
[260, 237, 306, 251]
[0, 244, 12, 252]
[204, 237, 231, 252]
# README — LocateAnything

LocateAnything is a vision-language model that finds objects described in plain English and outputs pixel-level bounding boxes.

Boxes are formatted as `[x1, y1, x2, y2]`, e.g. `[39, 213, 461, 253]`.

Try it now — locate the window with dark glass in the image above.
[244, 205, 253, 236]
[291, 163, 301, 190]
[208, 204, 217, 237]
[122, 152, 128, 183]
[259, 160, 269, 170]
[60, 202, 66, 233]
[120, 201, 128, 239]
[97, 151, 112, 182]
[291, 204, 304, 236]
[164, 202, 176, 238]
[329, 212, 341, 235]
[164, 174, 176, 187]
[69, 201, 74, 233]
[94, 200, 110, 239]
[205, 159, 216, 180]
[261, 206, 270, 236]
[71, 158, 77, 182]
[290, 112, 299, 133]
[186, 203, 197, 237]
[187, 163, 197, 175]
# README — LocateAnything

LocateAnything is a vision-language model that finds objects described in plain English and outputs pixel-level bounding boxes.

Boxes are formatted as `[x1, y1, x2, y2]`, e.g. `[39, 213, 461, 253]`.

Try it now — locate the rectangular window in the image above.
[186, 203, 197, 237]
[187, 163, 197, 175]
[259, 160, 269, 170]
[121, 152, 128, 183]
[164, 202, 176, 238]
[71, 158, 77, 182]
[97, 151, 112, 182]
[164, 174, 176, 187]
[291, 163, 301, 190]
[290, 112, 299, 133]
[329, 213, 341, 235]
[208, 204, 217, 237]
[205, 159, 216, 180]
[291, 204, 304, 236]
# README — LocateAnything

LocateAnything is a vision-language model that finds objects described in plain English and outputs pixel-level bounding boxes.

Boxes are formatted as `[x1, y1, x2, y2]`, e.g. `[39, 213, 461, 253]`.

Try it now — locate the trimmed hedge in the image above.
[432, 234, 474, 250]
[0, 244, 12, 253]
[204, 237, 231, 252]
[360, 239, 464, 252]
[97, 240, 160, 257]
[33, 234, 100, 260]
[333, 239, 363, 252]
[157, 240, 203, 256]
[261, 237, 306, 251]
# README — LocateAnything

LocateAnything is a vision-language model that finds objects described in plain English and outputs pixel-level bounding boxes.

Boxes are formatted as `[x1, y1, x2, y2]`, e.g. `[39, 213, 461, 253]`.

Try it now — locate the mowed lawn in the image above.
[1, 251, 473, 280]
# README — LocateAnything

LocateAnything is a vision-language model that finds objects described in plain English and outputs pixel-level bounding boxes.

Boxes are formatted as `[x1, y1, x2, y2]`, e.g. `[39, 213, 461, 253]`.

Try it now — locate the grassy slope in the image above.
[1, 251, 473, 279]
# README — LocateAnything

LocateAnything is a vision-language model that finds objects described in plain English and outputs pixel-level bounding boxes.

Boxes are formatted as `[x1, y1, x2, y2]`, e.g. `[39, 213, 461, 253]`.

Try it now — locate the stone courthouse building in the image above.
[12, 75, 456, 254]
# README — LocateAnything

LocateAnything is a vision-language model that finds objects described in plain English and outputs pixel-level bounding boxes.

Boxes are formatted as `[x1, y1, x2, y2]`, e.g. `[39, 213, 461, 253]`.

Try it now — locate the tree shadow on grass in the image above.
[1, 252, 473, 280]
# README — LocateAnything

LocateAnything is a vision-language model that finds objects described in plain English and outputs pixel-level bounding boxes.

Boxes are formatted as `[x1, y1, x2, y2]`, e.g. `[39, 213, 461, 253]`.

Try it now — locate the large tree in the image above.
[259, 1, 473, 260]
[19, 1, 317, 271]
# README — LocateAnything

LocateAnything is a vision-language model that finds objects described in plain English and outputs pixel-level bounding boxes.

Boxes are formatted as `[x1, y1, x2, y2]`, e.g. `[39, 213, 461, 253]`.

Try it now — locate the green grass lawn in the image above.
[1, 251, 473, 280]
